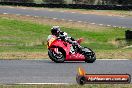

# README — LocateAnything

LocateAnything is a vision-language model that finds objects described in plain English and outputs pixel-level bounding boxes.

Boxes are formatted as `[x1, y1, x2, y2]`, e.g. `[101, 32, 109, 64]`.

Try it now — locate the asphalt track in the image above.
[0, 7, 132, 84]
[0, 59, 132, 84]
[0, 6, 132, 28]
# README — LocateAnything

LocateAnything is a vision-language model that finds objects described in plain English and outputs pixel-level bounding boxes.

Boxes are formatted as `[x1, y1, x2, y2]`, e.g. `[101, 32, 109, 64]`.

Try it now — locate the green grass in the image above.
[60, 26, 128, 50]
[0, 17, 131, 52]
[0, 16, 131, 59]
[0, 17, 50, 52]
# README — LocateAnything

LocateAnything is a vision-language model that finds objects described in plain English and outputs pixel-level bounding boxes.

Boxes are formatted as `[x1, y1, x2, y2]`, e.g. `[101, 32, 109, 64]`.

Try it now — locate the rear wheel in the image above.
[48, 48, 65, 63]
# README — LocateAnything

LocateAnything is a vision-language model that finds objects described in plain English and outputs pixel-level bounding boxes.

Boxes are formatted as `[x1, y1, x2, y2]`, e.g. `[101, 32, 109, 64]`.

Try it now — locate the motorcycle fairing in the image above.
[49, 39, 85, 61]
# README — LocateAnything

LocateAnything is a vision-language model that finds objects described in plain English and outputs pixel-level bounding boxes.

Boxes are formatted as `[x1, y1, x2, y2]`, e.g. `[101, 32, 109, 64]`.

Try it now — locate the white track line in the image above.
[71, 12, 76, 13]
[122, 27, 126, 28]
[98, 59, 129, 60]
[16, 14, 21, 16]
[90, 23, 95, 25]
[16, 83, 70, 85]
[26, 15, 30, 16]
[99, 24, 103, 26]
[34, 16, 39, 18]
[68, 20, 73, 22]
[77, 21, 82, 23]
[113, 26, 117, 27]
[61, 19, 65, 21]
[3, 13, 8, 15]
[53, 18, 57, 20]
[107, 25, 111, 27]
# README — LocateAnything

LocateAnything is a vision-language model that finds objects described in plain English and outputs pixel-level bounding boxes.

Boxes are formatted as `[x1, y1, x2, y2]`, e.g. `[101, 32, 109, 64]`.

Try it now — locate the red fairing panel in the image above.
[49, 39, 85, 61]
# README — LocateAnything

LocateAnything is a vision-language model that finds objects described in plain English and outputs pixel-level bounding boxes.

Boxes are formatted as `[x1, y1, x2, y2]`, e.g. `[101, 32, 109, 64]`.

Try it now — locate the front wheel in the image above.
[85, 53, 96, 63]
[48, 48, 65, 63]
[82, 48, 96, 63]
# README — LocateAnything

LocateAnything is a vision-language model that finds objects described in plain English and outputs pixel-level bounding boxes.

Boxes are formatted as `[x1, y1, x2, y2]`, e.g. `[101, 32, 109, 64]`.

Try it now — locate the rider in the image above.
[51, 26, 82, 52]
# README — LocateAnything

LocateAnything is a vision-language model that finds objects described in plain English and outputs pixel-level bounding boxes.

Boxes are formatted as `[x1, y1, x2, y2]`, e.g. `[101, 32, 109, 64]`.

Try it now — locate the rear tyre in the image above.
[48, 48, 65, 63]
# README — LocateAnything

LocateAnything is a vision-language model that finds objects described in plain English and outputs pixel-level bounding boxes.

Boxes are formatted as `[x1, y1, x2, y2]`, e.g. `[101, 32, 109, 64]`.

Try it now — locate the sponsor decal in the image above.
[76, 67, 131, 85]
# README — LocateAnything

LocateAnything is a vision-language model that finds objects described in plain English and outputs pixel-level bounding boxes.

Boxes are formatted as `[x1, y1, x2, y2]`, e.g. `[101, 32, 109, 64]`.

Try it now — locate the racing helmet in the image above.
[51, 26, 60, 36]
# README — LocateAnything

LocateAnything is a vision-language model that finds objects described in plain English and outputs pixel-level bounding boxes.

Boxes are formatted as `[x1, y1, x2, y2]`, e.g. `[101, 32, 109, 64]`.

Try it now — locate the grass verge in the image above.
[0, 14, 131, 59]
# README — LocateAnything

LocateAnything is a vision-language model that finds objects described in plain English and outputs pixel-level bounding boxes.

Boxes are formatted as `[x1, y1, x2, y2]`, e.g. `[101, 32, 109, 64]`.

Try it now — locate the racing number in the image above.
[48, 37, 56, 47]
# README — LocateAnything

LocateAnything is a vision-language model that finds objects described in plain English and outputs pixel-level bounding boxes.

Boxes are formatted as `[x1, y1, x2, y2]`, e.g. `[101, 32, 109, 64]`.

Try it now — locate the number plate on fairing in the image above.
[47, 35, 57, 47]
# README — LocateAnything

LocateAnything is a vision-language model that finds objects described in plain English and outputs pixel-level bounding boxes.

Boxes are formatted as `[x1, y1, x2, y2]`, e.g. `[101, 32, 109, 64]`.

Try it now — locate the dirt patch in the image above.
[96, 50, 132, 59]
[0, 51, 131, 59]
[0, 52, 48, 59]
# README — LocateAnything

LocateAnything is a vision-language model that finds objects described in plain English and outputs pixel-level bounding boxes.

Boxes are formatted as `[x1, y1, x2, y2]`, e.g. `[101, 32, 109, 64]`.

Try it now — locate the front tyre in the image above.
[85, 53, 96, 63]
[48, 48, 65, 63]
[82, 48, 96, 63]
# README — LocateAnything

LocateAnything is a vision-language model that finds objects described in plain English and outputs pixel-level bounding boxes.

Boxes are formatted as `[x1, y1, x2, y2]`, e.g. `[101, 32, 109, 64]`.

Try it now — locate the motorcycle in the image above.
[47, 35, 96, 63]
